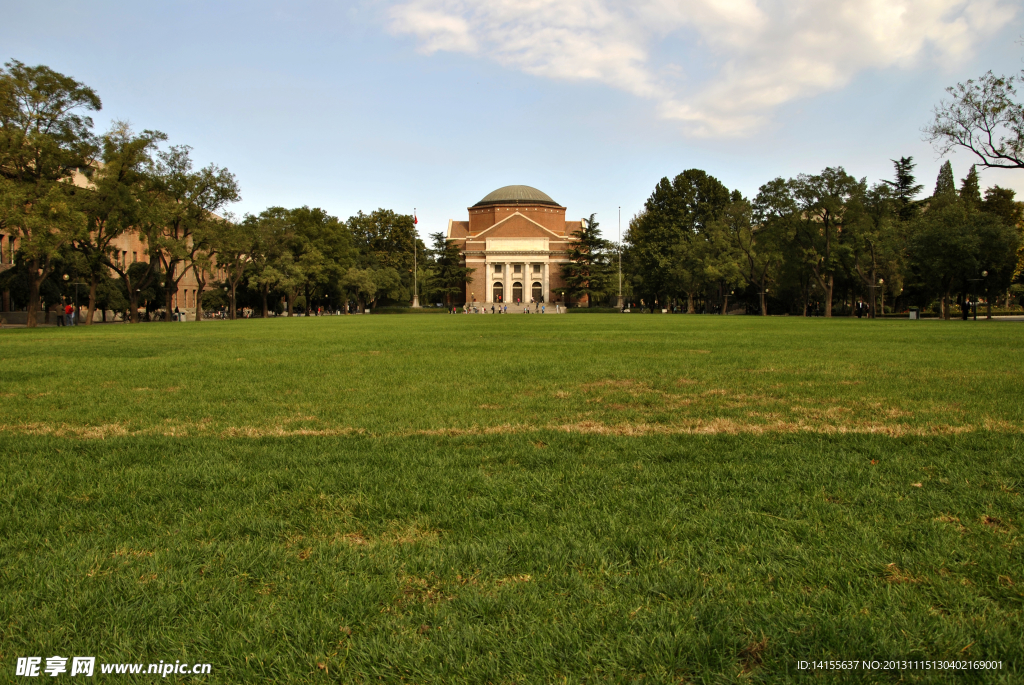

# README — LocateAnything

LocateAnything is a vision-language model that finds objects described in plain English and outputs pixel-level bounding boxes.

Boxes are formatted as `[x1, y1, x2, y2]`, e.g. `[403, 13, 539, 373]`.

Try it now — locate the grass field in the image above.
[1, 315, 1022, 683]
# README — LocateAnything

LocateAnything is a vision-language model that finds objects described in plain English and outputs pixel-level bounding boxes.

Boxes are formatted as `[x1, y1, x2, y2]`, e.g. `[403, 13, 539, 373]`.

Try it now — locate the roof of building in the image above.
[473, 185, 560, 208]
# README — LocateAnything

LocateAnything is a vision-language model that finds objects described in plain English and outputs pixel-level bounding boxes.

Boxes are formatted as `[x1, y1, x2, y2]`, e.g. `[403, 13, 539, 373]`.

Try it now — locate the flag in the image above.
[413, 213, 418, 225]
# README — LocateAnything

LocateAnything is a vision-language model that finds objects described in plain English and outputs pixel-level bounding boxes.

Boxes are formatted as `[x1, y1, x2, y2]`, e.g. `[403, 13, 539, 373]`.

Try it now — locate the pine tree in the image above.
[932, 161, 957, 200]
[559, 213, 610, 306]
[959, 165, 982, 210]
[427, 232, 474, 307]
[883, 156, 923, 221]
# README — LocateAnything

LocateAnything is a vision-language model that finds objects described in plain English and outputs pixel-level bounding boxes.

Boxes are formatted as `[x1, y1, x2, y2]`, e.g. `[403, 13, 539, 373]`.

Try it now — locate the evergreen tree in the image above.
[560, 213, 610, 306]
[959, 165, 982, 210]
[883, 156, 923, 221]
[427, 232, 473, 307]
[932, 161, 957, 200]
[981, 186, 1023, 228]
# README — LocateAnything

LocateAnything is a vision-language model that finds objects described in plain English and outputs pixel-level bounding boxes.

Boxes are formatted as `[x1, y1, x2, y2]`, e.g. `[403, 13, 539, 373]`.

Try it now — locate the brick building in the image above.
[0, 168, 207, 319]
[447, 185, 584, 305]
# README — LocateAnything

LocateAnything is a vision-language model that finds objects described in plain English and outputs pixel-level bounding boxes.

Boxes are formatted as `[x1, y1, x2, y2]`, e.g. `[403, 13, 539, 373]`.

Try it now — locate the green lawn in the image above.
[1, 316, 1022, 683]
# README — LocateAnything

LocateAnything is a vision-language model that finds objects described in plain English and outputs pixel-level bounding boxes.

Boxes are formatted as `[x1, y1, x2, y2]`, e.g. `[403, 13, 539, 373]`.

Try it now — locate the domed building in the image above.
[446, 185, 583, 306]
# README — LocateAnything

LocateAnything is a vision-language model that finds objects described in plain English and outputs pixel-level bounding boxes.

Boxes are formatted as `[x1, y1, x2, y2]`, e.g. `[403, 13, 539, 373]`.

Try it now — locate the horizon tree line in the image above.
[2, 58, 1022, 324]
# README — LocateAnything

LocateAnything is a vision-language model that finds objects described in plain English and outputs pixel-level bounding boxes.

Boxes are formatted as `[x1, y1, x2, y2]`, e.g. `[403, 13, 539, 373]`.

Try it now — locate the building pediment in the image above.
[474, 212, 563, 240]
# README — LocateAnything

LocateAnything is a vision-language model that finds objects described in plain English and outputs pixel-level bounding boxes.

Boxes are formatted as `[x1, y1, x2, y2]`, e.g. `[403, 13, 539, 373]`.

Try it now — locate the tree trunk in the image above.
[26, 261, 45, 328]
[230, 282, 237, 320]
[164, 263, 176, 322]
[195, 276, 205, 322]
[304, 284, 311, 316]
[760, 288, 767, 316]
[286, 292, 294, 316]
[942, 291, 951, 320]
[261, 284, 269, 318]
[686, 293, 695, 313]
[824, 275, 834, 318]
[85, 273, 98, 325]
[722, 293, 729, 315]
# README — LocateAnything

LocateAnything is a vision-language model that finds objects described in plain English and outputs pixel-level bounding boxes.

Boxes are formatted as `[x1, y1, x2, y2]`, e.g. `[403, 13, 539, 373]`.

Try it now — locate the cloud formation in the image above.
[388, 0, 1017, 136]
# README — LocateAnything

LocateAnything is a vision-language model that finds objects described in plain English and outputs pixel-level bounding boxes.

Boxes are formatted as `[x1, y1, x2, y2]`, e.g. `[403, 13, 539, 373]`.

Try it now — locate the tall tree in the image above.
[627, 169, 731, 311]
[246, 207, 292, 318]
[148, 145, 239, 321]
[932, 161, 957, 201]
[74, 122, 165, 324]
[959, 165, 982, 211]
[0, 59, 100, 327]
[791, 167, 866, 317]
[560, 213, 610, 306]
[882, 156, 923, 222]
[427, 232, 473, 307]
[926, 70, 1024, 169]
[743, 183, 795, 315]
[216, 215, 259, 319]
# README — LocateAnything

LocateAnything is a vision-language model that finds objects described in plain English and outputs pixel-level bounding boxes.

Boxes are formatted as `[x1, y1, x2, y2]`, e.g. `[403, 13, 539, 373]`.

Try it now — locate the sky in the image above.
[4, 0, 1023, 242]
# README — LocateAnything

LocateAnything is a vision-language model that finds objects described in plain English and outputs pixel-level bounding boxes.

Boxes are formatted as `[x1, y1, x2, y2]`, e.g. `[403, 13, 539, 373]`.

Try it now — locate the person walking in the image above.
[64, 303, 74, 326]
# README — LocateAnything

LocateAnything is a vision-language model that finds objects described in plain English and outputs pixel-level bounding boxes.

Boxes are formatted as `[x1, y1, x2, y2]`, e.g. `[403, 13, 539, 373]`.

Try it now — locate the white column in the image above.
[504, 262, 509, 305]
[543, 261, 549, 303]
[524, 260, 532, 303]
[484, 260, 490, 303]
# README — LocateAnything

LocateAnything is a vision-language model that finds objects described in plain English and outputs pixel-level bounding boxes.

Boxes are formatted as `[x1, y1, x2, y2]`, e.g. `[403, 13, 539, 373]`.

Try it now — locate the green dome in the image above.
[473, 185, 559, 208]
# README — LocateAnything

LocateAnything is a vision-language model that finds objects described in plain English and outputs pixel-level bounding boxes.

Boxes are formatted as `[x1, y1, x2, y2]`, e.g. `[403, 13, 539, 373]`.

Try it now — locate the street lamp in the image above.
[63, 273, 83, 325]
[878, 278, 884, 319]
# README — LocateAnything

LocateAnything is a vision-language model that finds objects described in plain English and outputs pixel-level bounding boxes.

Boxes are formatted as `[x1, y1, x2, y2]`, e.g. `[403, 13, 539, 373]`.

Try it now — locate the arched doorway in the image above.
[532, 282, 543, 302]
[512, 282, 523, 302]
[492, 282, 503, 303]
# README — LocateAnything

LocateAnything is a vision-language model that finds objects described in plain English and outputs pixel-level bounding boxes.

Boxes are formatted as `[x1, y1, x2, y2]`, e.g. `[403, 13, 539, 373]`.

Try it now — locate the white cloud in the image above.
[388, 0, 1017, 136]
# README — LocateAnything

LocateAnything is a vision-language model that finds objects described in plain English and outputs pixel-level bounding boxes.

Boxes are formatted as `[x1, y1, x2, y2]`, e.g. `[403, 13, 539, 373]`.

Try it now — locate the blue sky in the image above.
[4, 0, 1023, 242]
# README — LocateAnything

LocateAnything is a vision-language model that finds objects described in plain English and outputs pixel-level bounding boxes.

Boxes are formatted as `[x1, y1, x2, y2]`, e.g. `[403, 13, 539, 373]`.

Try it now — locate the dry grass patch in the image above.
[883, 563, 924, 584]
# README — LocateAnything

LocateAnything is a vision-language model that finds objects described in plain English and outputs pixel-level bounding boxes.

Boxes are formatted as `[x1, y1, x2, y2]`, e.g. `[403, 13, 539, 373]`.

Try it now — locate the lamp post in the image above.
[63, 273, 83, 325]
[877, 278, 884, 319]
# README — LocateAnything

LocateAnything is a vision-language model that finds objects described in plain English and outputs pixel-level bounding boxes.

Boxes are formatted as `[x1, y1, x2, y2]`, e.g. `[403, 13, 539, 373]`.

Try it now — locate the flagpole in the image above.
[617, 206, 623, 310]
[412, 209, 421, 308]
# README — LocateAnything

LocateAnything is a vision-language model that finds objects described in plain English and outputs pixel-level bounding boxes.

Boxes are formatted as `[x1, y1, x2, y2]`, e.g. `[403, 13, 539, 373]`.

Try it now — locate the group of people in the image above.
[54, 304, 75, 326]
[453, 299, 556, 314]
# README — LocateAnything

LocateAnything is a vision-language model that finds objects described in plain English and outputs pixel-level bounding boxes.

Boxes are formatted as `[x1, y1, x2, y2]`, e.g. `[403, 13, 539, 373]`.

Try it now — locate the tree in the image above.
[702, 192, 746, 314]
[290, 206, 354, 315]
[627, 169, 731, 312]
[0, 59, 100, 327]
[148, 145, 239, 321]
[959, 165, 982, 211]
[791, 167, 867, 317]
[932, 161, 957, 201]
[246, 207, 292, 318]
[75, 122, 165, 324]
[427, 232, 473, 307]
[882, 156, 923, 222]
[741, 184, 794, 315]
[926, 70, 1024, 169]
[560, 213, 610, 306]
[216, 215, 259, 319]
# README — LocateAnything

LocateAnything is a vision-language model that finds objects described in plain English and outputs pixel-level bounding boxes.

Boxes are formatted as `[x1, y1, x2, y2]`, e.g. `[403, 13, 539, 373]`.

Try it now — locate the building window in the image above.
[132, 252, 137, 263]
[492, 282, 503, 302]
[532, 282, 543, 302]
[513, 265, 521, 274]
[533, 264, 541, 274]
[512, 282, 523, 302]
[493, 264, 502, 274]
